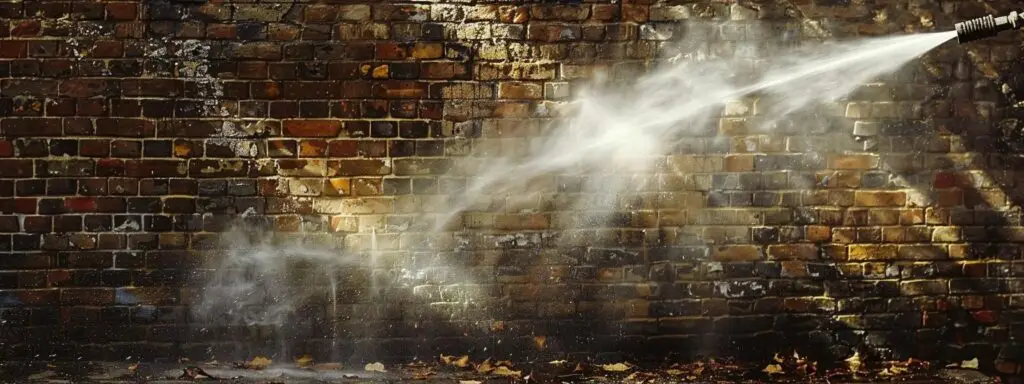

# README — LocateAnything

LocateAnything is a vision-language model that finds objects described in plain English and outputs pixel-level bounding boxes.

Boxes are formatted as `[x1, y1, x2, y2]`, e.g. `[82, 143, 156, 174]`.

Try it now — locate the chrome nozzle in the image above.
[955, 11, 1023, 44]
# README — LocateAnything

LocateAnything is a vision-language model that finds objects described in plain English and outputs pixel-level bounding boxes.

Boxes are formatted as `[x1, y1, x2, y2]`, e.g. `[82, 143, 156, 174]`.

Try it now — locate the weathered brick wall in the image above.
[2, 0, 1024, 373]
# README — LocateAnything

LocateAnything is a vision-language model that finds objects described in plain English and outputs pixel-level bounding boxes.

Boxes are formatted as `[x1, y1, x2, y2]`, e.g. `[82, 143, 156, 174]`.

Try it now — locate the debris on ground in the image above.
[0, 353, 1003, 383]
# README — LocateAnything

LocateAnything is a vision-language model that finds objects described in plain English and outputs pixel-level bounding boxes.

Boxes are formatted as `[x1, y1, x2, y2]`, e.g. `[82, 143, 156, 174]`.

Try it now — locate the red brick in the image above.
[11, 20, 41, 36]
[105, 2, 138, 20]
[0, 140, 13, 157]
[237, 61, 268, 79]
[206, 23, 237, 39]
[283, 119, 343, 137]
[96, 118, 155, 137]
[96, 159, 126, 176]
[15, 289, 59, 305]
[124, 160, 186, 178]
[933, 172, 956, 188]
[0, 160, 33, 177]
[0, 41, 28, 58]
[14, 198, 38, 214]
[375, 42, 407, 60]
[89, 40, 124, 58]
[60, 288, 114, 305]
[267, 24, 300, 41]
[64, 198, 97, 212]
[1, 118, 62, 136]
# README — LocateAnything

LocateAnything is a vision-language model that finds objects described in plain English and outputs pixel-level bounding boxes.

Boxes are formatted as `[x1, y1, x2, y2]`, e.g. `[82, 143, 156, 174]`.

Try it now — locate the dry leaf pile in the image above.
[235, 356, 272, 370]
[218, 351, 953, 382]
[407, 360, 435, 380]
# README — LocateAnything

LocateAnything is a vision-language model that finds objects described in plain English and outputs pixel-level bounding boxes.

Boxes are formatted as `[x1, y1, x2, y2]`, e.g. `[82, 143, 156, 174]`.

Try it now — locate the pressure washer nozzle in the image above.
[955, 11, 1023, 44]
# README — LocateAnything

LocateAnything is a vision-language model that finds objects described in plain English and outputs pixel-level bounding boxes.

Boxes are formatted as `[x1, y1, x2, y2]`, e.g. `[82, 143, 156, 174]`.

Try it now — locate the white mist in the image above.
[191, 25, 958, 362]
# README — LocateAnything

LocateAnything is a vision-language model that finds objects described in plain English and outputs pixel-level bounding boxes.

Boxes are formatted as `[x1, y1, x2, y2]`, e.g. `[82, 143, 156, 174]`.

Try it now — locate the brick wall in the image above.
[2, 0, 1024, 373]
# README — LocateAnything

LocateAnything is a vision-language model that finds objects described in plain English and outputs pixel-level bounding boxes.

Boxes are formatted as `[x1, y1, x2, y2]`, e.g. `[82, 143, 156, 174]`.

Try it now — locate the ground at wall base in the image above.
[0, 360, 1002, 384]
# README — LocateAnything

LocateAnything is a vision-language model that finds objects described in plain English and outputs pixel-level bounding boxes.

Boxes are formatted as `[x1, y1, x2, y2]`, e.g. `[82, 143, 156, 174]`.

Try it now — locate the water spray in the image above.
[954, 11, 1023, 43]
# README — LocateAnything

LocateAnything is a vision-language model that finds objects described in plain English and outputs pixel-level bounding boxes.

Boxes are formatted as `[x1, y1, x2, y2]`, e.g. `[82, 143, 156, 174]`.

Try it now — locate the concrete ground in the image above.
[0, 360, 1000, 383]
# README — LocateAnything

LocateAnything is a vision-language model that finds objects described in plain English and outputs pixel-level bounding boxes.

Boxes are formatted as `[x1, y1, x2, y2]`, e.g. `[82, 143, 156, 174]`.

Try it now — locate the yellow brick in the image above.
[767, 244, 818, 260]
[828, 154, 878, 170]
[409, 42, 443, 59]
[723, 154, 754, 172]
[710, 245, 763, 261]
[854, 191, 906, 207]
[848, 244, 897, 261]
[497, 82, 543, 99]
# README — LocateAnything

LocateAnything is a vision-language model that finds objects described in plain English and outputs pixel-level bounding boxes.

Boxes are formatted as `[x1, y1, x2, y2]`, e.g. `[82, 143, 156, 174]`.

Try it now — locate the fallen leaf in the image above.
[295, 355, 314, 368]
[490, 321, 505, 332]
[475, 359, 494, 374]
[549, 360, 568, 366]
[772, 353, 784, 363]
[845, 351, 862, 373]
[601, 362, 631, 372]
[364, 362, 386, 373]
[127, 363, 138, 372]
[492, 366, 522, 377]
[459, 381, 482, 384]
[878, 366, 908, 377]
[961, 358, 979, 369]
[179, 366, 215, 380]
[534, 335, 547, 349]
[246, 356, 272, 370]
[496, 360, 513, 368]
[763, 363, 783, 375]
[441, 355, 470, 368]
[665, 369, 685, 375]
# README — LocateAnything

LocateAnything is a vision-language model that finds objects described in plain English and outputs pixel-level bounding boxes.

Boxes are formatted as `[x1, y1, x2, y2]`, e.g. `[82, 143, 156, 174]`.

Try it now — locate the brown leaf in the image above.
[490, 321, 505, 332]
[601, 362, 631, 372]
[534, 335, 547, 349]
[294, 355, 314, 368]
[246, 356, 272, 370]
[441, 354, 471, 368]
[762, 363, 783, 375]
[475, 359, 494, 374]
[492, 366, 521, 378]
[496, 360, 514, 368]
[845, 351, 862, 373]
